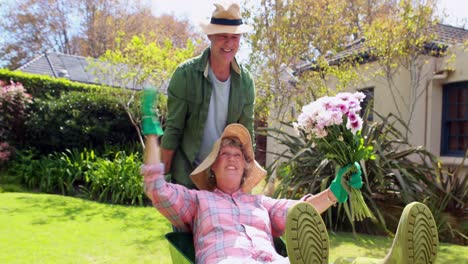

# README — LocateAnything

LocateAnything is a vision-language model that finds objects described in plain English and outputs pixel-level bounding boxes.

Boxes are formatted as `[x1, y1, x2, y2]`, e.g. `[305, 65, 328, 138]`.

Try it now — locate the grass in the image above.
[1, 191, 467, 263]
[0, 192, 172, 264]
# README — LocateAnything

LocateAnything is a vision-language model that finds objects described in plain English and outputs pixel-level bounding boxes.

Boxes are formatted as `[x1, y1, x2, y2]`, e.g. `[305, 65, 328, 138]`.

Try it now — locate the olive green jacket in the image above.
[161, 48, 255, 188]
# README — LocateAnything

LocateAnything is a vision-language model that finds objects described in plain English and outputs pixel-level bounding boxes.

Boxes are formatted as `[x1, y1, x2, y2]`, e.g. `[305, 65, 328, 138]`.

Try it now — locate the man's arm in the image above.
[160, 67, 188, 174]
[239, 70, 256, 145]
[161, 147, 174, 174]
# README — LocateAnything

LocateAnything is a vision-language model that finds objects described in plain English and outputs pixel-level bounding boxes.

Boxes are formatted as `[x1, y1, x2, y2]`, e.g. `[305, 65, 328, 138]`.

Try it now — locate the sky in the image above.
[150, 0, 468, 29]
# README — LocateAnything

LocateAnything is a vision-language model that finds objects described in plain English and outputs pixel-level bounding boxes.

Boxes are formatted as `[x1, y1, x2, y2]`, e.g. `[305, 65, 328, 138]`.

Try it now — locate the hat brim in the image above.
[190, 124, 266, 193]
[200, 21, 253, 35]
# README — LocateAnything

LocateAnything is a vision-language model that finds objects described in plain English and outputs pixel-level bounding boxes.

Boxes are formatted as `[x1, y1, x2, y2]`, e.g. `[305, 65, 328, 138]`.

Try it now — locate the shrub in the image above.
[8, 147, 146, 205]
[0, 80, 32, 159]
[1, 69, 145, 154]
[7, 149, 93, 195]
[23, 91, 137, 153]
[0, 69, 105, 99]
[0, 142, 13, 165]
[84, 151, 144, 205]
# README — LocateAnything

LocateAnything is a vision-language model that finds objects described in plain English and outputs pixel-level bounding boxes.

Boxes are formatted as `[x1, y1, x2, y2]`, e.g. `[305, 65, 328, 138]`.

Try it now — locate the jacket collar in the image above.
[197, 48, 241, 78]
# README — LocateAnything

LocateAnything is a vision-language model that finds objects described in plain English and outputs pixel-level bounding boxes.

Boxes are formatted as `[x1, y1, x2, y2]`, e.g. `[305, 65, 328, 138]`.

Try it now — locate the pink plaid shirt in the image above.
[142, 164, 301, 263]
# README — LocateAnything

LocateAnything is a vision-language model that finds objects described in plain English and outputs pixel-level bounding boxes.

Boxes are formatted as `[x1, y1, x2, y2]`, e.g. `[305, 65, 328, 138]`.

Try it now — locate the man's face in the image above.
[208, 33, 241, 64]
[211, 145, 246, 193]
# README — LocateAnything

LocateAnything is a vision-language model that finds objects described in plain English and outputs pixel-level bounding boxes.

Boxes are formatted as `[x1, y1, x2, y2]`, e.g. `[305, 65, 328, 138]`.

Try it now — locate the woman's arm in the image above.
[304, 188, 338, 214]
[144, 135, 160, 165]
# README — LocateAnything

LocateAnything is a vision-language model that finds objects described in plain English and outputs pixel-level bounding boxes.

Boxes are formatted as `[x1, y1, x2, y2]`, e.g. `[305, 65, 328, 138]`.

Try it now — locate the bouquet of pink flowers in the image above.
[293, 92, 375, 221]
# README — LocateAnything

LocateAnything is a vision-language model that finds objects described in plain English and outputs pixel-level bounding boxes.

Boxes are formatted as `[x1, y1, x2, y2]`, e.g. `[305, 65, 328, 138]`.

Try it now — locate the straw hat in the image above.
[200, 1, 253, 35]
[190, 124, 266, 193]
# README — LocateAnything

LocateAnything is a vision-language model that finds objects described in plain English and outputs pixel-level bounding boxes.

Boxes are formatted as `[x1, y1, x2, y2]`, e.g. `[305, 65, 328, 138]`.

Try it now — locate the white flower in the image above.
[353, 91, 366, 101]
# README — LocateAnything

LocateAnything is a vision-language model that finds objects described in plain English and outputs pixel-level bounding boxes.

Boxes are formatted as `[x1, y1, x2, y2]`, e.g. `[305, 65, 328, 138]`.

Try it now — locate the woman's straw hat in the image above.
[200, 1, 253, 35]
[190, 124, 266, 193]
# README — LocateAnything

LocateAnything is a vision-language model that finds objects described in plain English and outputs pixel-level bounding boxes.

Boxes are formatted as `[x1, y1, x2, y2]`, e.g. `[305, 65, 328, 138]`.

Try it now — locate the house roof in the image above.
[15, 52, 145, 90]
[435, 23, 468, 43]
[296, 23, 468, 73]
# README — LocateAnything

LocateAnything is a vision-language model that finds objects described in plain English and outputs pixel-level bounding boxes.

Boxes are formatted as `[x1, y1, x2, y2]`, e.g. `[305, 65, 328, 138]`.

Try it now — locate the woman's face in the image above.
[211, 144, 246, 194]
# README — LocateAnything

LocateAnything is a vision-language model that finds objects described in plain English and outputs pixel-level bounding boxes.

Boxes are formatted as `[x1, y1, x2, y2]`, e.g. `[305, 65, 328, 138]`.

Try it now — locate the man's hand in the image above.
[329, 162, 362, 203]
[141, 86, 163, 136]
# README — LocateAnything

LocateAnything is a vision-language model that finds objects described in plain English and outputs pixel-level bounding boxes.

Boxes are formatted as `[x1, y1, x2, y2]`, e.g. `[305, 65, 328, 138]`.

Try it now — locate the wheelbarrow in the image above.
[165, 232, 288, 264]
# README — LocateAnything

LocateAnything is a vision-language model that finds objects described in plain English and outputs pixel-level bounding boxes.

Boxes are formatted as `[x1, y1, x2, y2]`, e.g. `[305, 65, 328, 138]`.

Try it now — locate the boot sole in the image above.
[385, 202, 439, 264]
[285, 202, 329, 264]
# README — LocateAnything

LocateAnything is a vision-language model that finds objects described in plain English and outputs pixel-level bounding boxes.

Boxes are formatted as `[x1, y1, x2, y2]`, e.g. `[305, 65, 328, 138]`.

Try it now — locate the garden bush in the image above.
[84, 151, 144, 205]
[8, 147, 146, 206]
[0, 69, 104, 99]
[23, 91, 138, 154]
[0, 80, 32, 164]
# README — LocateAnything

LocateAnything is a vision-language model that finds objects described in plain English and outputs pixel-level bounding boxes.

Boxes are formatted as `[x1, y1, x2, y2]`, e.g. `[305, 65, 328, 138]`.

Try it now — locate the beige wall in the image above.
[266, 44, 468, 174]
[427, 45, 468, 170]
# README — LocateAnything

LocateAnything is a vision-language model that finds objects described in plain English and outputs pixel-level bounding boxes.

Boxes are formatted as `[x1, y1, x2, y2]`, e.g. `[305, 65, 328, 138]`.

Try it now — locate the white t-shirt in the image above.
[195, 65, 231, 164]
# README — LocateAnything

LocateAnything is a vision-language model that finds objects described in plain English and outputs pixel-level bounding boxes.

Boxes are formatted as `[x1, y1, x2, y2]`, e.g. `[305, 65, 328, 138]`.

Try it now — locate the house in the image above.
[16, 52, 165, 91]
[266, 23, 468, 172]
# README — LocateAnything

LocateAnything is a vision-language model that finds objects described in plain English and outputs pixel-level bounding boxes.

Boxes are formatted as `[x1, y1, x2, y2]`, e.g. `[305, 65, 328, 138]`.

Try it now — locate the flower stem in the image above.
[349, 188, 375, 221]
[341, 166, 374, 222]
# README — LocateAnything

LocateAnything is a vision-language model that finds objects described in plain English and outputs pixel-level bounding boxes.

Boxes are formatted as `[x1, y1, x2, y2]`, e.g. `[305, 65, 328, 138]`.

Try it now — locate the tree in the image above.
[245, 0, 444, 136]
[75, 0, 205, 58]
[363, 0, 441, 139]
[0, 0, 79, 69]
[245, 0, 443, 196]
[0, 0, 205, 69]
[244, 0, 371, 123]
[87, 34, 196, 147]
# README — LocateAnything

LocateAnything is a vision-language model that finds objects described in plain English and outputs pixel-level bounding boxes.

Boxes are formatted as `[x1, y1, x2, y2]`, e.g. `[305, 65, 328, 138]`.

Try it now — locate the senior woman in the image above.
[140, 90, 439, 264]
[143, 121, 334, 263]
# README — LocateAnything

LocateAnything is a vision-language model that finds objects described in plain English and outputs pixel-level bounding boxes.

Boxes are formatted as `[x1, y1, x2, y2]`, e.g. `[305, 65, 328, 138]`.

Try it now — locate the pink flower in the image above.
[346, 116, 363, 134]
[337, 103, 349, 114]
[330, 110, 343, 125]
[348, 112, 357, 122]
[296, 92, 366, 137]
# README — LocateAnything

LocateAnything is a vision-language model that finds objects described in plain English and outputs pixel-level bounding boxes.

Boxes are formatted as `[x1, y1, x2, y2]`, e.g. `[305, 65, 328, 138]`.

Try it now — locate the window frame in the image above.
[441, 81, 468, 157]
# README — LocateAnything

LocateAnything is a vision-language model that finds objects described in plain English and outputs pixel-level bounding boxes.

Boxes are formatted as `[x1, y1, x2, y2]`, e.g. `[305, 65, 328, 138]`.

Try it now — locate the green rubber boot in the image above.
[333, 202, 439, 264]
[285, 202, 329, 264]
[382, 202, 438, 264]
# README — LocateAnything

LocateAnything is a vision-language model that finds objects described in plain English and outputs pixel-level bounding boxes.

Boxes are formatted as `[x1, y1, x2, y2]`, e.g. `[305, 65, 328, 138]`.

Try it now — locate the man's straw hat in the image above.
[200, 1, 253, 35]
[190, 124, 266, 193]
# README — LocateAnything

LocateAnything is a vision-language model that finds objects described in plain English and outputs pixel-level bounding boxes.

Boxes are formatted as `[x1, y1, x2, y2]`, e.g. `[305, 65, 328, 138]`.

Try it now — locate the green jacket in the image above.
[161, 48, 255, 188]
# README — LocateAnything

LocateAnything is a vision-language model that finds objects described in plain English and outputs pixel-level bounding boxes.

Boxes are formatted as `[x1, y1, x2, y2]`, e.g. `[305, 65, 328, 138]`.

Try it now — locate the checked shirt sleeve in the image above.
[142, 163, 197, 231]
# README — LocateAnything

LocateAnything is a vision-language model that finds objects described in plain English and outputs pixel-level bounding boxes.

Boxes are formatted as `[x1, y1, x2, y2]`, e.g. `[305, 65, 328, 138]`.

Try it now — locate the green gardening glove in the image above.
[329, 162, 362, 203]
[348, 163, 363, 189]
[141, 86, 163, 136]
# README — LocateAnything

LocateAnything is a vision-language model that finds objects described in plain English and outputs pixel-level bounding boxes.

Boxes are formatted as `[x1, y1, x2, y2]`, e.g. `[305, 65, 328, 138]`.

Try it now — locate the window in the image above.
[441, 82, 468, 156]
[359, 87, 374, 122]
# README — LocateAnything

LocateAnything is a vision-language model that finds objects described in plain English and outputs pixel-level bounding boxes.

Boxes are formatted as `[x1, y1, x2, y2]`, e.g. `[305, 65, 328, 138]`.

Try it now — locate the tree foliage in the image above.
[244, 0, 442, 127]
[87, 34, 196, 147]
[0, 0, 205, 69]
[363, 0, 440, 136]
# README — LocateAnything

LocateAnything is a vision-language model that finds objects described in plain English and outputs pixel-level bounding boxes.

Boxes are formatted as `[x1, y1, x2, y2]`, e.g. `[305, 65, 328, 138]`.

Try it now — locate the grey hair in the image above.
[219, 137, 252, 167]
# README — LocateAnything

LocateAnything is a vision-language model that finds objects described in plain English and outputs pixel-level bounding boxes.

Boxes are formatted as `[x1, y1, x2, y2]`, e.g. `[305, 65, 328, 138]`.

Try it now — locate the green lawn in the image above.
[1, 192, 466, 263]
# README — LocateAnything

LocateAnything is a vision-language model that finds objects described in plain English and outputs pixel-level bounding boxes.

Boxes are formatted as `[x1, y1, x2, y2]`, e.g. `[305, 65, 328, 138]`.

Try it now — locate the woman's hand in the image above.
[141, 86, 163, 136]
[329, 162, 362, 203]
